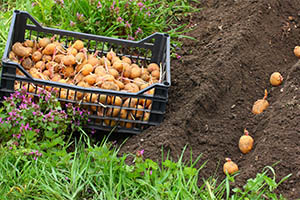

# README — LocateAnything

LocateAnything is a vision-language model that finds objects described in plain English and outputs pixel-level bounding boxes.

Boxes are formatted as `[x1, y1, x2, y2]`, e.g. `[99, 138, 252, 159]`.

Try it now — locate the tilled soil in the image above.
[119, 0, 300, 198]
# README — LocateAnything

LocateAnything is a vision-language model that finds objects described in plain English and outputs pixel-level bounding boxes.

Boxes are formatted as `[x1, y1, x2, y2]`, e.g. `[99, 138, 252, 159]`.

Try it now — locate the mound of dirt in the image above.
[119, 0, 300, 198]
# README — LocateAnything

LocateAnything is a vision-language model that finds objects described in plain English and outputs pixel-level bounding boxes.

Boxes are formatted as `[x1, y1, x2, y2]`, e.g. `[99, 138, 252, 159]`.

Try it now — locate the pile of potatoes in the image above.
[10, 38, 160, 128]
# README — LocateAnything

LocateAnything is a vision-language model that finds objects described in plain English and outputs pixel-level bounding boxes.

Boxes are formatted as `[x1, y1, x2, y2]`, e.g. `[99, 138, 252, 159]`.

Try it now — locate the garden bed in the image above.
[120, 0, 300, 199]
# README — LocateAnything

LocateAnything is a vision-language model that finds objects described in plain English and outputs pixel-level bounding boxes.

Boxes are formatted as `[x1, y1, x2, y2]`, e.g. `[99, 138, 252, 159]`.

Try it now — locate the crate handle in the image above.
[14, 10, 42, 29]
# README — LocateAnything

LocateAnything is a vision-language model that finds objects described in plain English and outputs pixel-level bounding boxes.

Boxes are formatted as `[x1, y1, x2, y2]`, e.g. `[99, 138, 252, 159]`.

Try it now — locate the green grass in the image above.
[0, 130, 291, 199]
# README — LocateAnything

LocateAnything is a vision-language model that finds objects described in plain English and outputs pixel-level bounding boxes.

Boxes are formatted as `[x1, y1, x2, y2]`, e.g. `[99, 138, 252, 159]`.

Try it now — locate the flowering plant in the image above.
[0, 87, 88, 159]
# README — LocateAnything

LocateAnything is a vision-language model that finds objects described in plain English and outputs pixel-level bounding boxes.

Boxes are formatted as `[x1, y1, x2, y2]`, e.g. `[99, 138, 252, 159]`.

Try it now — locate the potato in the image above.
[84, 74, 97, 85]
[123, 98, 138, 108]
[32, 51, 42, 62]
[52, 74, 62, 82]
[81, 64, 94, 76]
[54, 54, 64, 63]
[73, 40, 84, 51]
[39, 38, 51, 48]
[76, 60, 88, 73]
[133, 78, 145, 88]
[29, 67, 38, 75]
[43, 70, 51, 77]
[100, 56, 111, 67]
[88, 56, 100, 66]
[140, 83, 150, 90]
[112, 61, 123, 72]
[42, 43, 56, 55]
[22, 57, 33, 70]
[141, 73, 150, 82]
[64, 66, 75, 77]
[74, 73, 84, 83]
[9, 51, 18, 62]
[94, 66, 106, 75]
[104, 119, 117, 127]
[107, 49, 116, 61]
[111, 96, 122, 106]
[113, 79, 125, 90]
[24, 40, 34, 48]
[131, 105, 144, 118]
[34, 61, 46, 71]
[142, 112, 150, 121]
[151, 70, 160, 79]
[106, 107, 120, 117]
[67, 47, 77, 56]
[99, 95, 111, 104]
[75, 52, 86, 63]
[124, 83, 139, 93]
[111, 56, 121, 64]
[130, 66, 142, 79]
[101, 81, 119, 91]
[108, 68, 119, 78]
[62, 55, 76, 66]
[140, 98, 152, 108]
[122, 56, 132, 65]
[147, 63, 159, 72]
[42, 55, 52, 62]
[12, 42, 31, 57]
[77, 81, 88, 88]
[123, 63, 132, 78]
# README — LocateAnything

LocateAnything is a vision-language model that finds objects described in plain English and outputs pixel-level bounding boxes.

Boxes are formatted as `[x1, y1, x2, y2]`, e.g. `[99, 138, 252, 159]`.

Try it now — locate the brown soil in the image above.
[119, 0, 300, 199]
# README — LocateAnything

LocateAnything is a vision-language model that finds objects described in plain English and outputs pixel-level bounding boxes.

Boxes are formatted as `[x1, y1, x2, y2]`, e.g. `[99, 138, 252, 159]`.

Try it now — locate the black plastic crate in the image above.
[0, 10, 171, 134]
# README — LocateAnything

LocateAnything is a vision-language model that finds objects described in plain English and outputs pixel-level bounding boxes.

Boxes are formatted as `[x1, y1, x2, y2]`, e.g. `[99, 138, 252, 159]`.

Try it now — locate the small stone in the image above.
[280, 88, 284, 92]
[140, 138, 144, 142]
[231, 104, 236, 109]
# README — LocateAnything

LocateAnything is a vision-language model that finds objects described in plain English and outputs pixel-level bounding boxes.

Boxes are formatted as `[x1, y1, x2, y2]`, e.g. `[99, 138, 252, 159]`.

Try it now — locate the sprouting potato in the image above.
[39, 38, 51, 48]
[62, 55, 76, 66]
[75, 52, 86, 63]
[24, 40, 34, 48]
[130, 65, 142, 79]
[106, 49, 116, 61]
[22, 57, 33, 70]
[113, 79, 125, 90]
[88, 55, 100, 66]
[53, 54, 64, 63]
[131, 105, 144, 118]
[124, 83, 139, 93]
[12, 42, 31, 57]
[73, 40, 84, 51]
[122, 56, 132, 65]
[111, 56, 121, 64]
[104, 119, 117, 127]
[94, 66, 106, 76]
[42, 55, 52, 62]
[133, 78, 145, 88]
[106, 107, 121, 117]
[52, 74, 62, 82]
[42, 43, 57, 55]
[123, 98, 138, 108]
[84, 74, 97, 85]
[43, 70, 51, 77]
[123, 63, 132, 78]
[67, 47, 78, 56]
[108, 68, 119, 78]
[112, 61, 123, 72]
[101, 81, 119, 91]
[151, 70, 160, 79]
[111, 96, 122, 106]
[147, 63, 159, 72]
[32, 51, 42, 62]
[35, 61, 45, 71]
[81, 64, 94, 76]
[140, 83, 150, 90]
[74, 73, 84, 84]
[64, 66, 75, 77]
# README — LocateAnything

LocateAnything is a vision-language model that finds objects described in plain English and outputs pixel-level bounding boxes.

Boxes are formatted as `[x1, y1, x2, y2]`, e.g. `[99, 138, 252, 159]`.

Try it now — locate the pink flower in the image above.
[97, 1, 102, 8]
[137, 2, 144, 7]
[150, 170, 152, 175]
[117, 17, 123, 23]
[70, 21, 76, 27]
[125, 21, 131, 29]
